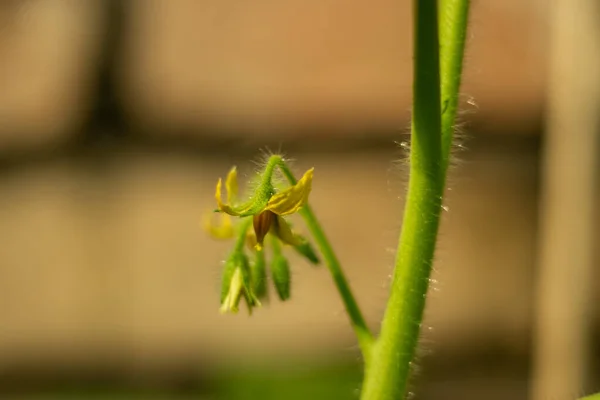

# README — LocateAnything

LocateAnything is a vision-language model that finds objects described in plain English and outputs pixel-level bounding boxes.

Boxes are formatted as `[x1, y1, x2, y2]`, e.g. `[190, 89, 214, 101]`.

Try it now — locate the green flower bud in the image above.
[271, 254, 291, 301]
[220, 256, 238, 303]
[253, 210, 275, 250]
[250, 249, 268, 299]
[220, 252, 260, 314]
[293, 239, 320, 265]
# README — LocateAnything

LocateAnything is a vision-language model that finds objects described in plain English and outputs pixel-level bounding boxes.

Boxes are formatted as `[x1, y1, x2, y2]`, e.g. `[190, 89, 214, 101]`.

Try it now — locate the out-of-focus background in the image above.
[0, 1, 598, 399]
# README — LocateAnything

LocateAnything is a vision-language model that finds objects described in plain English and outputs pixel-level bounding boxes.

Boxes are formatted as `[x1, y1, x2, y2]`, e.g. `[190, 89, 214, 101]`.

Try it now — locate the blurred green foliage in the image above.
[21, 361, 362, 400]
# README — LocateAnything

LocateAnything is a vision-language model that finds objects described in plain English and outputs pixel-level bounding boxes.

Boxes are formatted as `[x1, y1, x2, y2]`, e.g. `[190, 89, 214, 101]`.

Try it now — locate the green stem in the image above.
[262, 156, 280, 185]
[277, 159, 374, 358]
[439, 0, 470, 174]
[361, 0, 444, 398]
[270, 230, 283, 255]
[234, 217, 253, 252]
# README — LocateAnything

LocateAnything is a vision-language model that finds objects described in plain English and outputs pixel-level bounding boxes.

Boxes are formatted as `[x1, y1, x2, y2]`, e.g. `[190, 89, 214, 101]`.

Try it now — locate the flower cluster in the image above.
[204, 158, 319, 314]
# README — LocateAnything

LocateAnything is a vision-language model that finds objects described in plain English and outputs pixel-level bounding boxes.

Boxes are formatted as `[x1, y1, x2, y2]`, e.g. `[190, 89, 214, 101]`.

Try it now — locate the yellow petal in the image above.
[215, 178, 240, 215]
[203, 212, 235, 240]
[225, 166, 238, 203]
[265, 168, 314, 216]
[272, 215, 302, 246]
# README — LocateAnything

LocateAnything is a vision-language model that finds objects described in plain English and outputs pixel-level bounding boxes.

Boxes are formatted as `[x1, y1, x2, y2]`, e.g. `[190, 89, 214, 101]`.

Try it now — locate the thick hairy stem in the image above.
[439, 0, 470, 174]
[361, 0, 470, 396]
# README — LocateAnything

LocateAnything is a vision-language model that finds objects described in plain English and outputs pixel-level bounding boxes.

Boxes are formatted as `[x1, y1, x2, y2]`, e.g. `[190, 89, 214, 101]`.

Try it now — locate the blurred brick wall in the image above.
[0, 0, 546, 151]
[1, 0, 588, 383]
[0, 1, 104, 150]
[122, 0, 546, 137]
[0, 144, 549, 369]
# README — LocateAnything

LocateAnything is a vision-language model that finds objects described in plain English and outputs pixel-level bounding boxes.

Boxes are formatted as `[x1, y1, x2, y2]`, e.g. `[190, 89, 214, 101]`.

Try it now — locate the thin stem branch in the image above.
[234, 217, 253, 252]
[270, 230, 283, 257]
[277, 159, 374, 358]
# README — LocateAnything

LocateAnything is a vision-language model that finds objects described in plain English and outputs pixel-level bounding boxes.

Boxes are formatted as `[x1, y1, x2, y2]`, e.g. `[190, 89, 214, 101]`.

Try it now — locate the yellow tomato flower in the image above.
[216, 168, 314, 217]
[214, 167, 314, 249]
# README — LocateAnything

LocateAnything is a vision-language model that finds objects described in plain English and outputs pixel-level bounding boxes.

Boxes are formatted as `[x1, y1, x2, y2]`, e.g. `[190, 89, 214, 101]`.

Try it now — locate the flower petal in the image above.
[225, 167, 238, 203]
[272, 215, 302, 246]
[215, 177, 240, 215]
[215, 169, 270, 217]
[203, 212, 235, 239]
[265, 168, 313, 216]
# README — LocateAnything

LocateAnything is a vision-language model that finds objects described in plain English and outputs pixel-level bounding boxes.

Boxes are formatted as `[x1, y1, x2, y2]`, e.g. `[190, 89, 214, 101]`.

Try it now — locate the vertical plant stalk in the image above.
[277, 160, 374, 357]
[361, 0, 469, 398]
[439, 0, 470, 169]
[361, 1, 442, 397]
